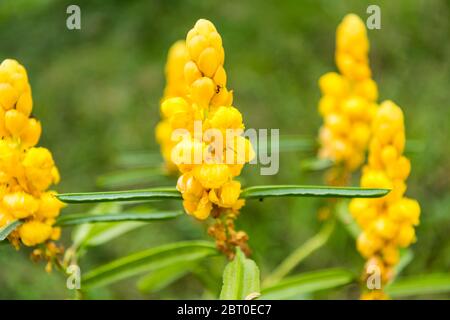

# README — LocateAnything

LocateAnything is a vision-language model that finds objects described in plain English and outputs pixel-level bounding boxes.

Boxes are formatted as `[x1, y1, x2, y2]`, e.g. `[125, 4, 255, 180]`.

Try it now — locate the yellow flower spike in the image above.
[317, 14, 378, 185]
[156, 20, 253, 258]
[350, 100, 420, 296]
[0, 59, 63, 250]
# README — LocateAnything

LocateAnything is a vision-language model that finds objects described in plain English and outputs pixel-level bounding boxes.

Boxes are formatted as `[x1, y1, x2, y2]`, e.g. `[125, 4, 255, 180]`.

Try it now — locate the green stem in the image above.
[263, 221, 335, 287]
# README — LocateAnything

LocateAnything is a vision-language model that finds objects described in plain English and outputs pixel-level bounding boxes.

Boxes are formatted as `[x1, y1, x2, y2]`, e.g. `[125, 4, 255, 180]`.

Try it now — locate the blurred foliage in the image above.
[0, 0, 448, 299]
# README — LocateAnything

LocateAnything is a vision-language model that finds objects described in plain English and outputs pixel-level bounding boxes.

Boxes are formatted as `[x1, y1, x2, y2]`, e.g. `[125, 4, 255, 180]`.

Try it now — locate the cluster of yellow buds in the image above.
[0, 59, 64, 248]
[156, 19, 254, 258]
[156, 40, 190, 173]
[350, 100, 420, 299]
[318, 14, 378, 183]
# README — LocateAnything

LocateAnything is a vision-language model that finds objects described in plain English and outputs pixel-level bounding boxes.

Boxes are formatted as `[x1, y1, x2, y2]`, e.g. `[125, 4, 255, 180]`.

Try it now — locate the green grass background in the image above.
[0, 0, 448, 299]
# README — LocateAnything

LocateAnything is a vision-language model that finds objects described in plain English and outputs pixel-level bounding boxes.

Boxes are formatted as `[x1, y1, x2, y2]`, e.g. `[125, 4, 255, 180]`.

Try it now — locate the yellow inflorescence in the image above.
[156, 19, 254, 257]
[350, 100, 420, 297]
[0, 59, 64, 248]
[318, 14, 378, 180]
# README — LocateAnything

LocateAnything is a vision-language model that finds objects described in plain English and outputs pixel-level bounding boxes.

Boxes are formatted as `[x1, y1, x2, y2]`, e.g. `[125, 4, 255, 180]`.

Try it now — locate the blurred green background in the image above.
[0, 0, 448, 299]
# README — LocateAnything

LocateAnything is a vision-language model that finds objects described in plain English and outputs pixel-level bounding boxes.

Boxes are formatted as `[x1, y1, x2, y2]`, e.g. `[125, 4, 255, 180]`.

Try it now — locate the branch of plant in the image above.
[263, 220, 335, 287]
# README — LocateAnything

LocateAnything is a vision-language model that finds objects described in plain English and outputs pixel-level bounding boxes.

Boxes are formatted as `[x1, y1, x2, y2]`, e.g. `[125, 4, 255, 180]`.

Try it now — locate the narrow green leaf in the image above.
[277, 135, 315, 152]
[82, 222, 147, 248]
[241, 185, 389, 200]
[220, 249, 261, 300]
[57, 185, 389, 204]
[391, 249, 414, 280]
[301, 158, 334, 171]
[57, 187, 181, 204]
[386, 274, 450, 298]
[0, 220, 22, 241]
[113, 150, 162, 168]
[264, 222, 335, 287]
[96, 167, 166, 189]
[56, 210, 182, 226]
[261, 268, 354, 300]
[71, 203, 122, 248]
[137, 263, 193, 294]
[81, 241, 217, 289]
[335, 200, 361, 239]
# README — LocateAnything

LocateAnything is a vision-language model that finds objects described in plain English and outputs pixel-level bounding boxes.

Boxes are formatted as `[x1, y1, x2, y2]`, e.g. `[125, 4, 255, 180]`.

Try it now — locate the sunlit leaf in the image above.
[220, 248, 260, 300]
[81, 241, 217, 289]
[261, 268, 354, 299]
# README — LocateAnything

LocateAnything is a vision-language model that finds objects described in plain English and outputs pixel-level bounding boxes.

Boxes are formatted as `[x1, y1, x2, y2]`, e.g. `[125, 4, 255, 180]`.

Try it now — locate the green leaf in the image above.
[335, 200, 361, 239]
[241, 185, 389, 200]
[57, 185, 389, 204]
[261, 268, 354, 299]
[81, 222, 147, 248]
[301, 158, 334, 171]
[57, 187, 182, 203]
[264, 222, 335, 287]
[81, 241, 217, 290]
[386, 274, 450, 298]
[56, 210, 182, 226]
[137, 263, 193, 294]
[96, 167, 167, 189]
[277, 135, 315, 152]
[113, 150, 162, 168]
[0, 220, 22, 241]
[391, 249, 414, 280]
[220, 248, 261, 300]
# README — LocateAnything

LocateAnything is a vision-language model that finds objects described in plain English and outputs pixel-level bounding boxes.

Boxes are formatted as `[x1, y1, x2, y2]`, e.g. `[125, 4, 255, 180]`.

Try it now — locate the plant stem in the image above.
[263, 221, 335, 287]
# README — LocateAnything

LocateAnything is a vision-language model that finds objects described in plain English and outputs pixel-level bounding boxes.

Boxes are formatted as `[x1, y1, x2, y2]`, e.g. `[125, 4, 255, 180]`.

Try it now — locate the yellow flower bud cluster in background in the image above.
[156, 19, 255, 258]
[350, 100, 420, 298]
[0, 59, 64, 248]
[318, 14, 378, 181]
[156, 40, 190, 173]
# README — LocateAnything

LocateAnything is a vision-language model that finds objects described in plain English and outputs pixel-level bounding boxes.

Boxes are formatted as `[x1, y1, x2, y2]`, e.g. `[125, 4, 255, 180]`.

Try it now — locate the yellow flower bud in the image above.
[37, 191, 65, 219]
[318, 72, 349, 97]
[0, 83, 19, 110]
[4, 109, 28, 136]
[20, 118, 42, 148]
[22, 147, 57, 192]
[190, 77, 215, 107]
[18, 221, 52, 247]
[198, 47, 219, 78]
[16, 90, 33, 116]
[3, 191, 39, 219]
[194, 163, 231, 189]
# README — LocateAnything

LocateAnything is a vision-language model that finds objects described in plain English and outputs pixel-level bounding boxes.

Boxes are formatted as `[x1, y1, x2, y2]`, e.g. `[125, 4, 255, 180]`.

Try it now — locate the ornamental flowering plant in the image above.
[0, 1, 447, 300]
